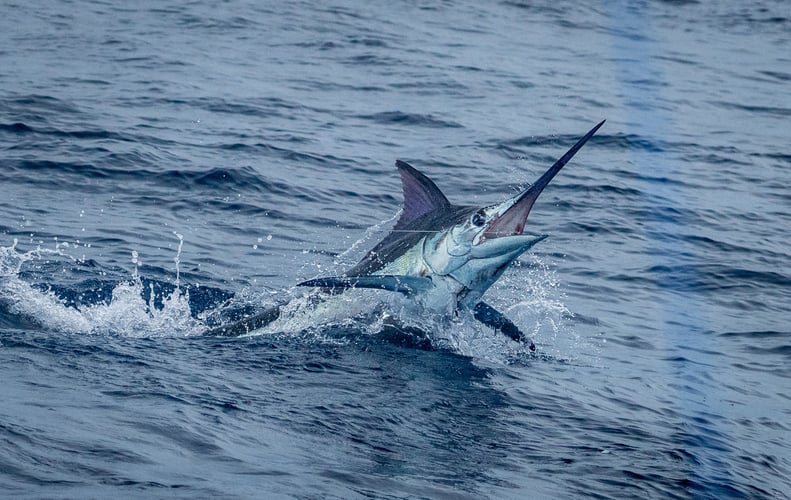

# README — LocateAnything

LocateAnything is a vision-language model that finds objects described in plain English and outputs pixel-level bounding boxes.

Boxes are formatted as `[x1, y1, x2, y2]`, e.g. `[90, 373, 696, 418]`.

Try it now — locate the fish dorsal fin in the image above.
[394, 160, 451, 229]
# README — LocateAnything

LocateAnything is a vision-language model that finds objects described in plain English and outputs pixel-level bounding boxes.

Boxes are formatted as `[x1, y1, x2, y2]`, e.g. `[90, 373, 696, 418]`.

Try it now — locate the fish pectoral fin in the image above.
[297, 275, 433, 297]
[473, 301, 535, 351]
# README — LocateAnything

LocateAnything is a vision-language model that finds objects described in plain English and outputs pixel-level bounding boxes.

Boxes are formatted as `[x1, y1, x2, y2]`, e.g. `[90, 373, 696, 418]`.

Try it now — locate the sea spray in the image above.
[0, 235, 202, 337]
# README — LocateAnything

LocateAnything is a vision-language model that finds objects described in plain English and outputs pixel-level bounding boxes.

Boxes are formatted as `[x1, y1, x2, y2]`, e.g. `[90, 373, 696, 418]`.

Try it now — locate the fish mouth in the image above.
[480, 119, 605, 243]
[470, 233, 547, 259]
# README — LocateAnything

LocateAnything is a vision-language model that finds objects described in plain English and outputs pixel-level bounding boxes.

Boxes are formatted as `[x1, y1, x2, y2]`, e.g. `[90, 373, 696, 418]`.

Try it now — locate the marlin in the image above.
[209, 120, 604, 347]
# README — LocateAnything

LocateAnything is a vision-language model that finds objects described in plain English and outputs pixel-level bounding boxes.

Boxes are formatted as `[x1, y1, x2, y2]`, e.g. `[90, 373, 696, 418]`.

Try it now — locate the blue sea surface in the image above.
[1, 0, 789, 498]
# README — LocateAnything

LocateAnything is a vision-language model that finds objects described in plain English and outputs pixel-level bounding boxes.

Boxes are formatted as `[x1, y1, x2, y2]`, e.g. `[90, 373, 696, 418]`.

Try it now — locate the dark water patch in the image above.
[2, 160, 112, 184]
[0, 302, 41, 331]
[130, 421, 225, 456]
[750, 151, 791, 165]
[556, 182, 644, 198]
[374, 324, 434, 350]
[620, 76, 671, 89]
[592, 133, 670, 153]
[0, 94, 81, 115]
[103, 389, 190, 405]
[757, 69, 791, 81]
[655, 53, 699, 66]
[287, 78, 387, 93]
[219, 141, 359, 171]
[194, 96, 306, 117]
[316, 5, 369, 20]
[497, 132, 609, 150]
[711, 100, 791, 118]
[54, 76, 112, 87]
[1, 159, 304, 199]
[500, 1, 567, 15]
[509, 79, 535, 89]
[681, 152, 752, 168]
[719, 330, 788, 339]
[291, 40, 340, 50]
[0, 122, 134, 142]
[578, 96, 612, 109]
[356, 111, 463, 129]
[388, 79, 470, 93]
[606, 335, 656, 350]
[342, 53, 404, 67]
[495, 131, 685, 157]
[744, 344, 791, 358]
[0, 122, 35, 134]
[562, 220, 636, 237]
[177, 13, 259, 30]
[731, 361, 790, 376]
[622, 206, 684, 227]
[0, 331, 138, 370]
[563, 311, 601, 326]
[678, 234, 763, 256]
[112, 56, 154, 64]
[319, 189, 399, 210]
[646, 263, 791, 294]
[162, 166, 273, 193]
[454, 64, 484, 72]
[121, 95, 319, 123]
[712, 9, 789, 34]
[346, 36, 388, 48]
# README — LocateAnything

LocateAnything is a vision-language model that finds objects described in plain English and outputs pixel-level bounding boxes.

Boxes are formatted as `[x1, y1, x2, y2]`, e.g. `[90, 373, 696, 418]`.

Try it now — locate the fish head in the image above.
[422, 187, 548, 302]
[423, 119, 605, 302]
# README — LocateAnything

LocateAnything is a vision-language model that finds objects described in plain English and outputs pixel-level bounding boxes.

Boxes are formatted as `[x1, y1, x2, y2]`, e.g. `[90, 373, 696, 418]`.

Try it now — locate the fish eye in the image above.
[471, 210, 486, 227]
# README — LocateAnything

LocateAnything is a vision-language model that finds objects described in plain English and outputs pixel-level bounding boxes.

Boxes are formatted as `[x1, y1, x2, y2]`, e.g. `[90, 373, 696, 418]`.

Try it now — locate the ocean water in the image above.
[1, 0, 789, 498]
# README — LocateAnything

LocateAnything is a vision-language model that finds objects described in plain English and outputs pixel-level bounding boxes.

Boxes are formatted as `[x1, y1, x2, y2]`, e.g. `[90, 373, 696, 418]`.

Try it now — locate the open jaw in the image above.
[479, 119, 606, 243]
[480, 190, 539, 242]
[470, 233, 547, 260]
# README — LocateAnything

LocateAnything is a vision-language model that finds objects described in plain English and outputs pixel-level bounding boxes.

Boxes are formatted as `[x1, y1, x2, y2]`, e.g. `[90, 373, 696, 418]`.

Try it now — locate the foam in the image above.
[0, 234, 203, 337]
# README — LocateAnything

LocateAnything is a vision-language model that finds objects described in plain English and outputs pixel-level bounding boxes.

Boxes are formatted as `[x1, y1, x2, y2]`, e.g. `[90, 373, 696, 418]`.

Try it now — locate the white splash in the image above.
[0, 235, 203, 337]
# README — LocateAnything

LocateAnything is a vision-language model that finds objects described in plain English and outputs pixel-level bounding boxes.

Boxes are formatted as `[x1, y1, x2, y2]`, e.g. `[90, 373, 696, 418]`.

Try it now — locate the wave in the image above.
[356, 111, 463, 129]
